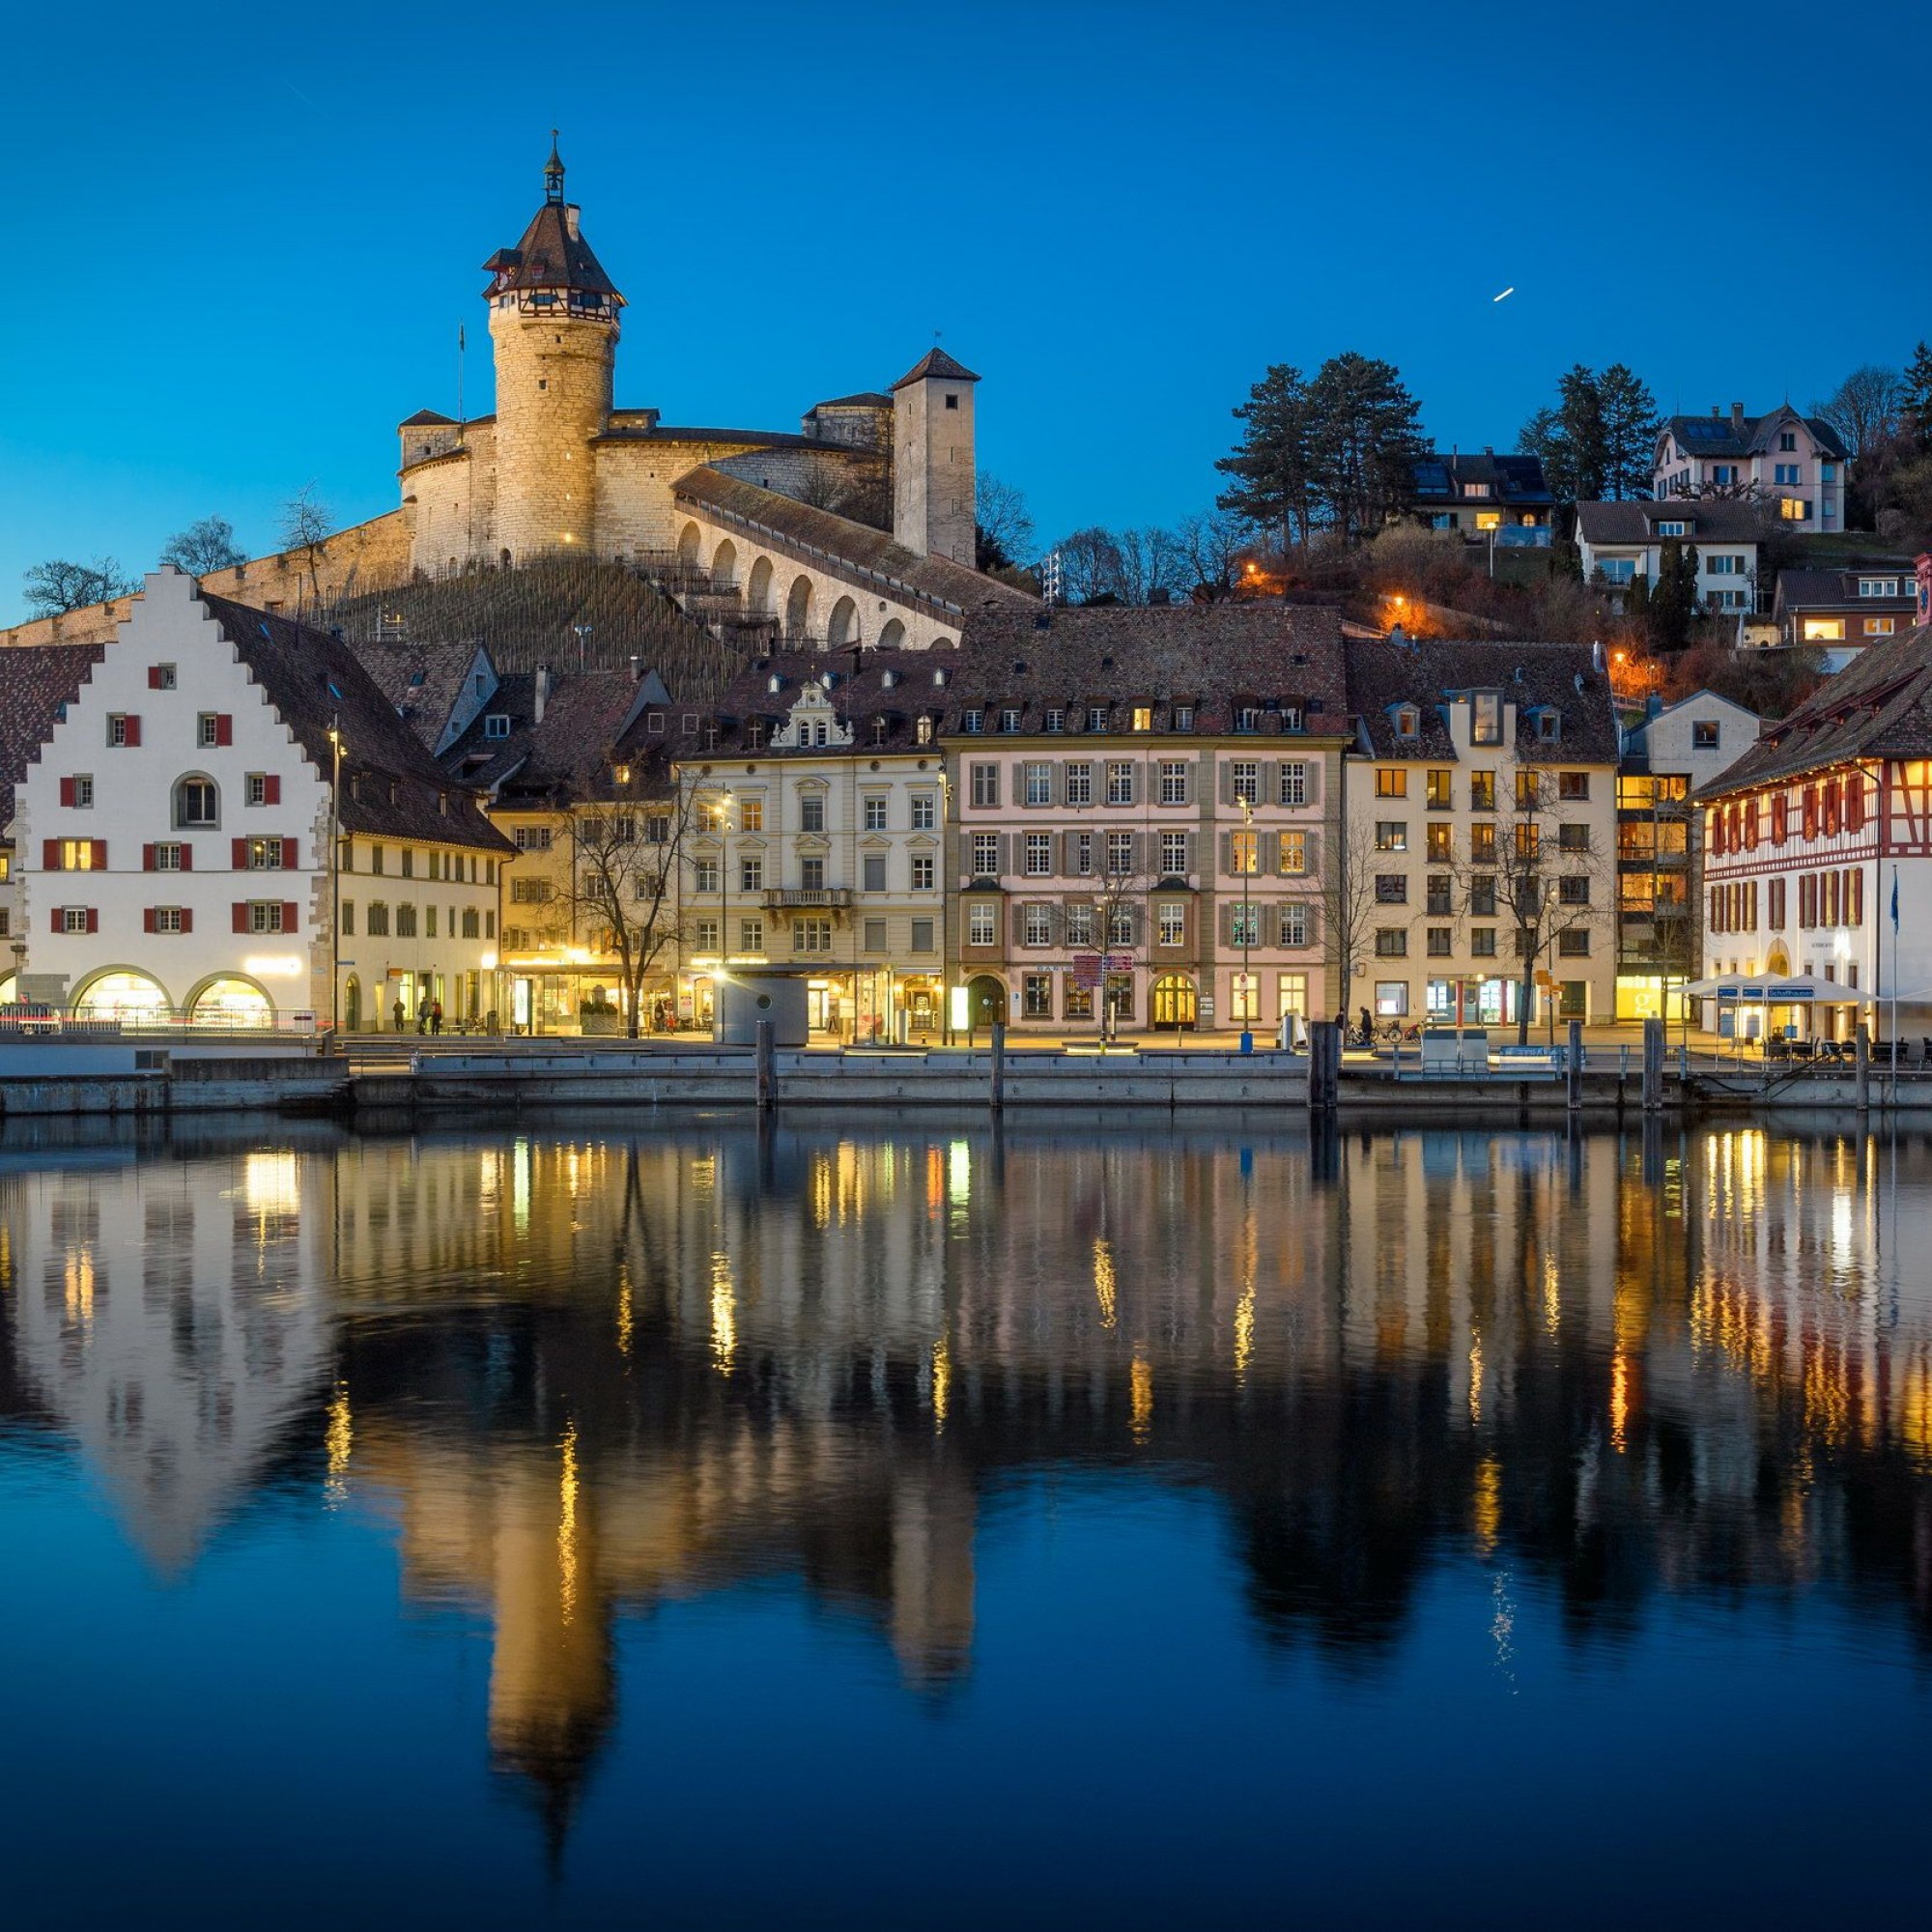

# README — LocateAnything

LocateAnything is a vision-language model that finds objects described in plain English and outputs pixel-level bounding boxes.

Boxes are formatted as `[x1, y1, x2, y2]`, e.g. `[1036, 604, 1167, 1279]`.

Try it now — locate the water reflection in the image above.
[4, 1117, 1932, 1880]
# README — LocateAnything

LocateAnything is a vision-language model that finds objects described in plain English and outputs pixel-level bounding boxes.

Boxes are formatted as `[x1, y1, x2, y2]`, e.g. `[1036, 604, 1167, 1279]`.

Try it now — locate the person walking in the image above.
[430, 999, 443, 1037]
[392, 998, 405, 1035]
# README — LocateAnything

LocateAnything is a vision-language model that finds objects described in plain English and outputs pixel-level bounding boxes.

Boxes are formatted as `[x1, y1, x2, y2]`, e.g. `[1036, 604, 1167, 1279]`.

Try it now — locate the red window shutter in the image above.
[92, 839, 107, 869]
[43, 838, 62, 871]
[143, 907, 157, 934]
[214, 715, 233, 747]
[180, 908, 193, 935]
[233, 902, 249, 934]
[282, 900, 299, 932]
[264, 775, 281, 806]
[125, 715, 142, 748]
[233, 838, 248, 869]
[180, 844, 193, 872]
[143, 843, 156, 871]
[282, 839, 298, 869]
[59, 777, 75, 807]
[148, 666, 163, 690]
[49, 908, 62, 934]
[85, 908, 99, 935]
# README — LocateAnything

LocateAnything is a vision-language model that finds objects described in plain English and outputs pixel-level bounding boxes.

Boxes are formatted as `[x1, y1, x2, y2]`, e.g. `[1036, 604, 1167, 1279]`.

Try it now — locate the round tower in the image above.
[482, 137, 625, 562]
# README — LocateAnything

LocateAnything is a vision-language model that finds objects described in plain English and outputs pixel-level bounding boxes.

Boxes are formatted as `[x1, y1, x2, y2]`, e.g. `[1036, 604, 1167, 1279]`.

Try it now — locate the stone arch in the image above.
[711, 538, 738, 588]
[676, 522, 702, 569]
[185, 972, 275, 1029]
[173, 772, 221, 831]
[966, 974, 1007, 1033]
[71, 967, 172, 1023]
[344, 973, 363, 1033]
[930, 635, 953, 651]
[747, 554, 775, 618]
[784, 574, 813, 640]
[877, 617, 906, 650]
[1766, 940, 1792, 976]
[827, 595, 860, 648]
[1151, 974, 1199, 1032]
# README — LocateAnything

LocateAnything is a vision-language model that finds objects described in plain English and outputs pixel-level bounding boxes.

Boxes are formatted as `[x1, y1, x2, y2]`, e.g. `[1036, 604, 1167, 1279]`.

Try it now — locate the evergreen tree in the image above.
[1215, 364, 1317, 550]
[1904, 340, 1932, 445]
[1598, 364, 1662, 499]
[1303, 352, 1429, 546]
[1649, 539, 1700, 650]
[1520, 363, 1660, 503]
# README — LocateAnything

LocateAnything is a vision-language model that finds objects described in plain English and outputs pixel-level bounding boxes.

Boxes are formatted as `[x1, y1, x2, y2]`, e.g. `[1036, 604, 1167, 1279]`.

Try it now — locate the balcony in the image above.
[763, 887, 853, 909]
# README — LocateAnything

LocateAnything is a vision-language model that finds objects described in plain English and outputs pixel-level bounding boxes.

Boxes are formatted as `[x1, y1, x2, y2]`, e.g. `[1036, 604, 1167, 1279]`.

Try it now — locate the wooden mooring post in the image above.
[754, 1019, 776, 1112]
[989, 1021, 1006, 1113]
[1856, 1023, 1870, 1117]
[1566, 1020, 1583, 1116]
[1308, 1019, 1341, 1115]
[1641, 1017, 1664, 1114]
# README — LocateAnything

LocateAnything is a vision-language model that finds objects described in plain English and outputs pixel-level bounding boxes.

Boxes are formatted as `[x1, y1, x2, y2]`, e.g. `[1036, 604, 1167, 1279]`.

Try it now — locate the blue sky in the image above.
[4, 0, 1928, 621]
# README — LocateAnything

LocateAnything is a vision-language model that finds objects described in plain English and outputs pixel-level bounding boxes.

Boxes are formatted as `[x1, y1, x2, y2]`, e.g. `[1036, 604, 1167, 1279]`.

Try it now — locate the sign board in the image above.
[1072, 952, 1101, 989]
[1534, 970, 1552, 988]
[1104, 952, 1135, 973]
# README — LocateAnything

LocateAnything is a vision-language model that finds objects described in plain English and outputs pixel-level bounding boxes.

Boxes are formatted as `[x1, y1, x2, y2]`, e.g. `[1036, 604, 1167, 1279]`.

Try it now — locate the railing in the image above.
[763, 888, 854, 908]
[0, 1009, 322, 1038]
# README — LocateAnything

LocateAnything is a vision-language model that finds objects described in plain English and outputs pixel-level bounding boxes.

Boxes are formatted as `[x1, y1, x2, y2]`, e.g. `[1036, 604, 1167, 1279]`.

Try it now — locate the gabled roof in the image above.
[1659, 407, 1849, 463]
[1772, 567, 1919, 615]
[1697, 626, 1932, 798]
[193, 587, 512, 851]
[398, 409, 457, 428]
[808, 392, 893, 412]
[0, 643, 102, 830]
[1345, 638, 1619, 764]
[672, 467, 1030, 619]
[1576, 499, 1769, 544]
[353, 641, 493, 753]
[891, 349, 980, 390]
[440, 668, 674, 804]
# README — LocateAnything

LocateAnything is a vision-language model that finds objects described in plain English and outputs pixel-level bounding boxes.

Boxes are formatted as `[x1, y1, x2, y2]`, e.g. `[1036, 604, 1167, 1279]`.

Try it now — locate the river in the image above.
[2, 1116, 1929, 1925]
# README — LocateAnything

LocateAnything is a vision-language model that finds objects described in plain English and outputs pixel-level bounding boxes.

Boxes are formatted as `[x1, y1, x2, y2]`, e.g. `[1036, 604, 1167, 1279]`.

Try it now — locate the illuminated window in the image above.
[1802, 618, 1846, 641]
[1375, 767, 1406, 798]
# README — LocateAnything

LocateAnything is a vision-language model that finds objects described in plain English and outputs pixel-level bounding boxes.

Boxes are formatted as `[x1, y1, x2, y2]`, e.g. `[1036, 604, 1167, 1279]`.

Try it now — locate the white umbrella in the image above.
[1680, 974, 1860, 1001]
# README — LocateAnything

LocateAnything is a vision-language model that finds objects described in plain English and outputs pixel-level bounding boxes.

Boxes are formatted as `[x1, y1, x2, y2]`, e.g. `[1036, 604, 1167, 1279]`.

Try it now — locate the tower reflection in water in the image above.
[3, 1118, 1931, 1845]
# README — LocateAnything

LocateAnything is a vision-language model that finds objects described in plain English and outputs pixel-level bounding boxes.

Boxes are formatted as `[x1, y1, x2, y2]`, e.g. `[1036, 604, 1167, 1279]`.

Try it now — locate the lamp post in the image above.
[328, 719, 345, 1041]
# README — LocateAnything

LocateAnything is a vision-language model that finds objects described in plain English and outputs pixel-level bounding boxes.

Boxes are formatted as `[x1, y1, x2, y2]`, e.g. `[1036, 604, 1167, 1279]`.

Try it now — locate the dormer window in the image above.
[484, 714, 510, 740]
[1657, 520, 1687, 537]
[1859, 578, 1900, 598]
[768, 673, 784, 694]
[1131, 706, 1153, 731]
[1395, 704, 1420, 738]
[1536, 710, 1562, 742]
[1000, 708, 1022, 733]
[1281, 705, 1304, 732]
[1236, 706, 1261, 733]
[748, 721, 768, 749]
[1044, 708, 1065, 732]
[963, 708, 983, 734]
[1471, 693, 1503, 746]
[1174, 705, 1195, 731]
[916, 716, 934, 746]
[870, 717, 888, 745]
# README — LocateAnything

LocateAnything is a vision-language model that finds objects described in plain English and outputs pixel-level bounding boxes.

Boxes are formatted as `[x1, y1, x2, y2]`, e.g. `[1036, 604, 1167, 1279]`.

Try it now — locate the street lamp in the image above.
[573, 623, 594, 671]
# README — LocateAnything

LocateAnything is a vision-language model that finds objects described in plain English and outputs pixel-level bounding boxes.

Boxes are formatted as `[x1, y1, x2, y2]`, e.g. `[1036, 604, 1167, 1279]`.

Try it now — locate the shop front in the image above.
[1420, 976, 1531, 1028]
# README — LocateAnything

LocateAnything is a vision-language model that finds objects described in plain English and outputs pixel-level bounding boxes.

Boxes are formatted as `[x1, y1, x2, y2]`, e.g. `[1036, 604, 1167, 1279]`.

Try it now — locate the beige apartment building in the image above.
[1341, 637, 1620, 1030]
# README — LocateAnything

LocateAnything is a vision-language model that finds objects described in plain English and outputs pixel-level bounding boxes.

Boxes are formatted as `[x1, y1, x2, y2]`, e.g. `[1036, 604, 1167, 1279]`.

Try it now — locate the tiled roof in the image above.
[195, 591, 513, 852]
[398, 409, 457, 428]
[672, 467, 1031, 619]
[440, 668, 674, 804]
[0, 643, 102, 830]
[1344, 637, 1620, 765]
[692, 651, 954, 757]
[594, 424, 825, 450]
[481, 198, 622, 303]
[808, 392, 893, 412]
[1576, 499, 1769, 543]
[1697, 626, 1932, 798]
[353, 641, 490, 752]
[891, 349, 980, 390]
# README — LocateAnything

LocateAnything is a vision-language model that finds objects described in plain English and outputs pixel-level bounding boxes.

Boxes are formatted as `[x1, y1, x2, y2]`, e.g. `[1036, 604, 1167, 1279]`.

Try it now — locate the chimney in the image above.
[1730, 401, 1746, 432]
[629, 654, 641, 683]
[1483, 445, 1493, 456]
[565, 204, 582, 242]
[534, 662, 552, 724]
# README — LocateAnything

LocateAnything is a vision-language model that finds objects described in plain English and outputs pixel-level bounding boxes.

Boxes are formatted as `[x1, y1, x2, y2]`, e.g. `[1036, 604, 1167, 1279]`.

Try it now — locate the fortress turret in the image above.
[483, 136, 624, 562]
[892, 349, 978, 565]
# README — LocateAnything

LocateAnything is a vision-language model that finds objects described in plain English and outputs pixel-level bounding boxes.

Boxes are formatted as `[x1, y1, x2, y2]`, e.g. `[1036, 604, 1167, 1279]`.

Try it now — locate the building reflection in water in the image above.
[4, 1117, 1932, 1845]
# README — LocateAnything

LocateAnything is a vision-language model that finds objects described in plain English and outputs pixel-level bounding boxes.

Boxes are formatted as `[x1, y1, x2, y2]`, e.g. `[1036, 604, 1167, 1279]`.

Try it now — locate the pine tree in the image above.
[1303, 352, 1428, 546]
[1904, 340, 1932, 445]
[1649, 539, 1700, 650]
[1215, 364, 1317, 550]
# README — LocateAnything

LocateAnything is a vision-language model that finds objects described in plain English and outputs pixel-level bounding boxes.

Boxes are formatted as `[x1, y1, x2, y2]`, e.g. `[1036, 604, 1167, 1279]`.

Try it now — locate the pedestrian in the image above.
[392, 999, 405, 1035]
[430, 999, 443, 1037]
[1358, 1005, 1372, 1044]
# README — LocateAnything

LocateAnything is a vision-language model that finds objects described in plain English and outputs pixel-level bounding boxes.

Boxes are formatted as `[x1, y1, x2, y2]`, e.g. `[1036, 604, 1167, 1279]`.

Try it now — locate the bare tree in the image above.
[1448, 772, 1615, 1044]
[975, 471, 1036, 572]
[1056, 526, 1127, 605]
[1114, 526, 1190, 605]
[279, 484, 332, 610]
[22, 556, 137, 616]
[159, 516, 247, 577]
[569, 753, 698, 1037]
[1318, 812, 1397, 1035]
[1174, 510, 1252, 599]
[1810, 364, 1907, 465]
[1081, 839, 1154, 1040]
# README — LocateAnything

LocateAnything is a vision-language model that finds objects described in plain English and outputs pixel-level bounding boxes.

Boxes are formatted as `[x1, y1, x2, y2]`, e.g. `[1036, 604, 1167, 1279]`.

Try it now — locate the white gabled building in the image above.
[13, 569, 513, 1031]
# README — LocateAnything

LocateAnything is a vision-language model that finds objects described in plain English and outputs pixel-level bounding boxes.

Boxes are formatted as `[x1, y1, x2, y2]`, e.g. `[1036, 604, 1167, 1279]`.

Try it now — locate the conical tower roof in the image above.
[480, 137, 624, 306]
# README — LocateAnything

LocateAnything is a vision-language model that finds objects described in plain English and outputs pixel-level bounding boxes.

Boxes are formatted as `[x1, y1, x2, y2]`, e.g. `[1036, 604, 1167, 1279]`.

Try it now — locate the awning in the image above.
[1681, 974, 1861, 1002]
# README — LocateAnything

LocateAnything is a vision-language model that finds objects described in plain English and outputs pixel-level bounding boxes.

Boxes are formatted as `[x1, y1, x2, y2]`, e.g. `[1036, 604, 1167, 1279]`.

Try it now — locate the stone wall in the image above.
[405, 425, 498, 576]
[592, 437, 774, 560]
[1, 510, 415, 651]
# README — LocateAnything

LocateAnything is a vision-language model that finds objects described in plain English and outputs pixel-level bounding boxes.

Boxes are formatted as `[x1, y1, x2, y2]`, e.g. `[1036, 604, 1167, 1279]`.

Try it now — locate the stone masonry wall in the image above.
[489, 305, 615, 561]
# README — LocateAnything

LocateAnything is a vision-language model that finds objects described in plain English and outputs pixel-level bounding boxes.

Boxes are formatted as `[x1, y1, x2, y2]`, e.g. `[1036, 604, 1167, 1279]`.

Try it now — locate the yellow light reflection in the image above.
[513, 1137, 532, 1234]
[64, 1250, 95, 1331]
[1609, 1350, 1629, 1455]
[1473, 1457, 1501, 1555]
[931, 1333, 951, 1433]
[709, 1251, 737, 1373]
[243, 1151, 300, 1218]
[324, 1381, 353, 1506]
[558, 1420, 580, 1626]
[1542, 1254, 1561, 1337]
[1130, 1355, 1152, 1443]
[1468, 1329, 1484, 1427]
[615, 1273, 634, 1359]
[1094, 1238, 1118, 1330]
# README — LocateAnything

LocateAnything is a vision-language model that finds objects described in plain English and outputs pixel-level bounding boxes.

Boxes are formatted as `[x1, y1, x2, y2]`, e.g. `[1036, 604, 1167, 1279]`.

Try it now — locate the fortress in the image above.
[6, 141, 1024, 653]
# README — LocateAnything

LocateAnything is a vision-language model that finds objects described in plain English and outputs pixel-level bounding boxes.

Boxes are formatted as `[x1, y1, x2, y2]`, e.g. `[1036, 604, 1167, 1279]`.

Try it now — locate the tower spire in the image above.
[545, 130, 565, 205]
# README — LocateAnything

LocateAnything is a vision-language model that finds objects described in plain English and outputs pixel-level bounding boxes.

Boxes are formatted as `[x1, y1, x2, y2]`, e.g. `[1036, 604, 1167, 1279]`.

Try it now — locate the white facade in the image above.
[12, 571, 502, 1030]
